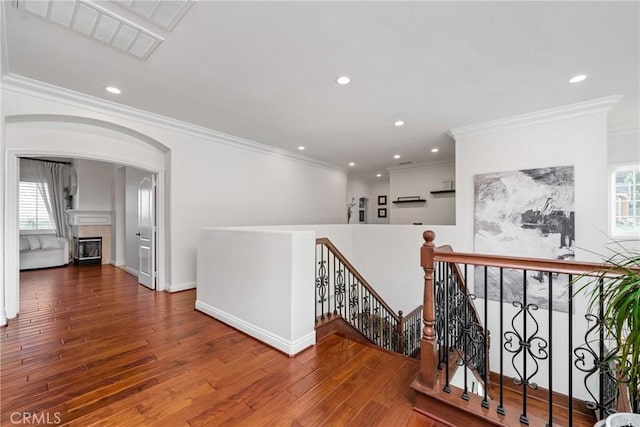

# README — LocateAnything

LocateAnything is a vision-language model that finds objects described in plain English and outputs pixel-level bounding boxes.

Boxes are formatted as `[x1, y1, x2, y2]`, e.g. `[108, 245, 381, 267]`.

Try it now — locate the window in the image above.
[611, 165, 640, 236]
[19, 180, 55, 232]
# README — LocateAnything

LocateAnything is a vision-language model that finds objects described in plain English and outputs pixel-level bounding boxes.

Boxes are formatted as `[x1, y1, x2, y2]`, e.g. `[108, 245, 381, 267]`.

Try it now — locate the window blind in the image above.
[19, 181, 55, 232]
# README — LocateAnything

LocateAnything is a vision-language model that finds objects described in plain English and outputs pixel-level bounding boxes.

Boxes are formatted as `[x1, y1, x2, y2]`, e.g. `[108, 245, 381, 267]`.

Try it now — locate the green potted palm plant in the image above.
[578, 242, 640, 420]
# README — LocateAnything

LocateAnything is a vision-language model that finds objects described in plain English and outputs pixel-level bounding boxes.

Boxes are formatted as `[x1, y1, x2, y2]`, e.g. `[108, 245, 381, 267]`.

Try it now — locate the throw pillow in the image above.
[39, 235, 60, 250]
[20, 238, 29, 252]
[26, 236, 41, 250]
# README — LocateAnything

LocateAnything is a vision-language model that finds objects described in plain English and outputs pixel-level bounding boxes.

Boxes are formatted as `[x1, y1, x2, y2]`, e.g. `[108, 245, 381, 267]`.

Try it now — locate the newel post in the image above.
[420, 230, 438, 389]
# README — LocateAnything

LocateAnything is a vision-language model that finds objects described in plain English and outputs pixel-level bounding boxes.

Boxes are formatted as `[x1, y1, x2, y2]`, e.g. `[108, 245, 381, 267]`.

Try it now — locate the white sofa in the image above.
[20, 235, 69, 270]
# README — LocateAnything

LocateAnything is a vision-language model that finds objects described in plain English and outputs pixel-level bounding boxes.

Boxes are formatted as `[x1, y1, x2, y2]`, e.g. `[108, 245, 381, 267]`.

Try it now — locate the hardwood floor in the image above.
[2, 265, 440, 426]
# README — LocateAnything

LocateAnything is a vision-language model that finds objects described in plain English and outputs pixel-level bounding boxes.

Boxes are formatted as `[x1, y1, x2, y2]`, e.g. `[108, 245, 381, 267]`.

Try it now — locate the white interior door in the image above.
[137, 176, 156, 289]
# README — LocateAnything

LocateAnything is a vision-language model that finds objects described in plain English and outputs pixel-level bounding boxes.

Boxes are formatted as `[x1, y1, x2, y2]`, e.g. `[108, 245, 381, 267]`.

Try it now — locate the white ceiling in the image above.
[3, 1, 639, 180]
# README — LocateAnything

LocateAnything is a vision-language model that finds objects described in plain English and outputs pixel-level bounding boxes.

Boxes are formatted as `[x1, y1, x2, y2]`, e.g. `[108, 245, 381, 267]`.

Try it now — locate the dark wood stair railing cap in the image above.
[423, 229, 638, 276]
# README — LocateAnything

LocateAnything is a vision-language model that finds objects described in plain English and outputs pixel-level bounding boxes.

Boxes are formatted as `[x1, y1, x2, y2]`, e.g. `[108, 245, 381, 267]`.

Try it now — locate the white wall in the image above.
[451, 97, 618, 399]
[112, 166, 125, 266]
[368, 179, 390, 224]
[346, 177, 369, 224]
[608, 128, 639, 164]
[74, 159, 114, 211]
[2, 78, 347, 312]
[389, 163, 455, 225]
[124, 166, 152, 275]
[0, 5, 5, 325]
[196, 228, 316, 355]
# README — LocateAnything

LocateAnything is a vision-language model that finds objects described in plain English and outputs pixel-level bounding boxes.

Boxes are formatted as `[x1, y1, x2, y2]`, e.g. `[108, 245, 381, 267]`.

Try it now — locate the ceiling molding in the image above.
[608, 125, 639, 137]
[2, 73, 345, 174]
[448, 95, 624, 140]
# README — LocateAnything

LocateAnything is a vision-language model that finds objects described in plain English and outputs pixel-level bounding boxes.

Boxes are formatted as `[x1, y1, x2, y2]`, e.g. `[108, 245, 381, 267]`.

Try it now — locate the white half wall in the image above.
[196, 228, 316, 355]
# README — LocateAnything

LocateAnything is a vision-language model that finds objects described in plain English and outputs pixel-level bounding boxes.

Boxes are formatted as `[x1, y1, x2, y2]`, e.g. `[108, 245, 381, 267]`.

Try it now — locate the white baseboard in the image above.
[195, 300, 315, 356]
[123, 266, 138, 277]
[166, 281, 196, 292]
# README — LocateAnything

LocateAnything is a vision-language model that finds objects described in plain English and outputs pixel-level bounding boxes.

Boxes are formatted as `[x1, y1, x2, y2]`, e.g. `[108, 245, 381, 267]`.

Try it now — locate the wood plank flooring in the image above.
[1, 265, 439, 426]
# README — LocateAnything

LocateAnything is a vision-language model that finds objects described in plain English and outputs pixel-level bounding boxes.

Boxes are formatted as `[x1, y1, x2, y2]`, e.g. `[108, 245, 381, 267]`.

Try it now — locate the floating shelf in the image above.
[430, 190, 456, 194]
[392, 196, 426, 204]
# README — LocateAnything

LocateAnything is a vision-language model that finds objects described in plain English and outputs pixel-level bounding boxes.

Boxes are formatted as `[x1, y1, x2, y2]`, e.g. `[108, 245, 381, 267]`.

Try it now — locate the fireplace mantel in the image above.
[66, 210, 112, 226]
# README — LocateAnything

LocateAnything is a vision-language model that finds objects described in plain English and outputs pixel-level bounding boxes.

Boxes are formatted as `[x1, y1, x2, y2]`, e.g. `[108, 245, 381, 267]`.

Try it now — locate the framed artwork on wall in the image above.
[474, 165, 575, 312]
[378, 195, 387, 205]
[378, 208, 387, 218]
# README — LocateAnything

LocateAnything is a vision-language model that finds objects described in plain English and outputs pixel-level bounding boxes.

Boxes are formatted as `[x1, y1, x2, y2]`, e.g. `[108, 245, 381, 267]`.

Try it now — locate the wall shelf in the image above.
[430, 190, 456, 194]
[392, 197, 426, 204]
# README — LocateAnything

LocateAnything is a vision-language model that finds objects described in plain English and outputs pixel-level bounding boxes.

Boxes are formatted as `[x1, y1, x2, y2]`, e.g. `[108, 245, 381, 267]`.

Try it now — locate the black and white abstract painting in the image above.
[474, 166, 575, 312]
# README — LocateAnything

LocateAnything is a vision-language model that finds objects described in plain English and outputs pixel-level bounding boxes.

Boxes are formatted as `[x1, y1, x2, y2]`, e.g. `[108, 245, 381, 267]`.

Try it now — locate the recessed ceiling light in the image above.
[105, 86, 121, 94]
[394, 120, 405, 127]
[431, 148, 439, 153]
[376, 173, 382, 178]
[348, 162, 355, 166]
[297, 146, 305, 151]
[336, 76, 351, 85]
[569, 74, 587, 83]
[393, 154, 401, 159]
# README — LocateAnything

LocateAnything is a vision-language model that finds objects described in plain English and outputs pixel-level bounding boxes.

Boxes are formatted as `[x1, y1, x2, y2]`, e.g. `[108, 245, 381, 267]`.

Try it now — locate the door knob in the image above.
[135, 233, 141, 236]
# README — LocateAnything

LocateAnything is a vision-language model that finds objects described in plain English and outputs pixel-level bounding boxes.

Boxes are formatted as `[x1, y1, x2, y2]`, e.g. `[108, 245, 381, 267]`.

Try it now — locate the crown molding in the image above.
[608, 125, 639, 137]
[448, 95, 623, 140]
[1, 73, 345, 174]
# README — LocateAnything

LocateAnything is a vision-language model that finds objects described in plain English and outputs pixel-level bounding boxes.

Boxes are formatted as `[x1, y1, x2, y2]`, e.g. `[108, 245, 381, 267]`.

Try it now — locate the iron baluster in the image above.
[482, 266, 489, 409]
[599, 278, 605, 421]
[462, 264, 469, 401]
[547, 272, 553, 427]
[522, 269, 528, 425]
[444, 262, 451, 392]
[568, 274, 573, 427]
[316, 245, 328, 320]
[334, 259, 345, 316]
[497, 267, 505, 416]
[503, 270, 549, 425]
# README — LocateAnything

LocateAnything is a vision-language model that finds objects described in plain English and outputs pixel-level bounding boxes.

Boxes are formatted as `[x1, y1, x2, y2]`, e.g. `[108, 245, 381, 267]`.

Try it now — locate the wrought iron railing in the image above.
[434, 248, 489, 399]
[315, 238, 422, 358]
[415, 230, 634, 426]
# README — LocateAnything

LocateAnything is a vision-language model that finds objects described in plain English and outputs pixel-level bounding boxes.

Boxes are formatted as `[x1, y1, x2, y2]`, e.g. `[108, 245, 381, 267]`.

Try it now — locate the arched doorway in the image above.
[3, 115, 170, 320]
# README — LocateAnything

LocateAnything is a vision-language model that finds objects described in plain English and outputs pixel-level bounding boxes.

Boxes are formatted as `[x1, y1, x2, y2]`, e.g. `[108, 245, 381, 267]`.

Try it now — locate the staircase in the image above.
[314, 238, 423, 359]
[411, 230, 634, 426]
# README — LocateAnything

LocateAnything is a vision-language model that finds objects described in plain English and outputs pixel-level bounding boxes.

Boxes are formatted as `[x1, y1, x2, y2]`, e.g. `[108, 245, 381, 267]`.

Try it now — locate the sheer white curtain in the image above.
[21, 159, 74, 239]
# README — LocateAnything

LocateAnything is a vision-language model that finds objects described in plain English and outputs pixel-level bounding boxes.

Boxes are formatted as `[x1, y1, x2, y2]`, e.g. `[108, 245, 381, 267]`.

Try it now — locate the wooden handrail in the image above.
[403, 304, 423, 320]
[433, 247, 636, 276]
[316, 237, 401, 323]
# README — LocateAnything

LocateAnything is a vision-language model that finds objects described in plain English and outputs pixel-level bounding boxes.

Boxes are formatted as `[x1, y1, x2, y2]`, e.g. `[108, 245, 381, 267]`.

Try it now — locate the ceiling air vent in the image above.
[113, 0, 195, 31]
[399, 161, 413, 165]
[17, 0, 164, 60]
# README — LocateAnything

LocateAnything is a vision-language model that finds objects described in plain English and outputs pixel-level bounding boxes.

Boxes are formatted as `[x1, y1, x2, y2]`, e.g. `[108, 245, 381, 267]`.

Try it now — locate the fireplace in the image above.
[74, 237, 102, 265]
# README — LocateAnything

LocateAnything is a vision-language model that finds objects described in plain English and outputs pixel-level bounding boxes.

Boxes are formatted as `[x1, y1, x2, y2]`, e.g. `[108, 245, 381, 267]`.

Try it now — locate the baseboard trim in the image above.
[167, 281, 196, 292]
[123, 266, 138, 277]
[195, 300, 315, 356]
